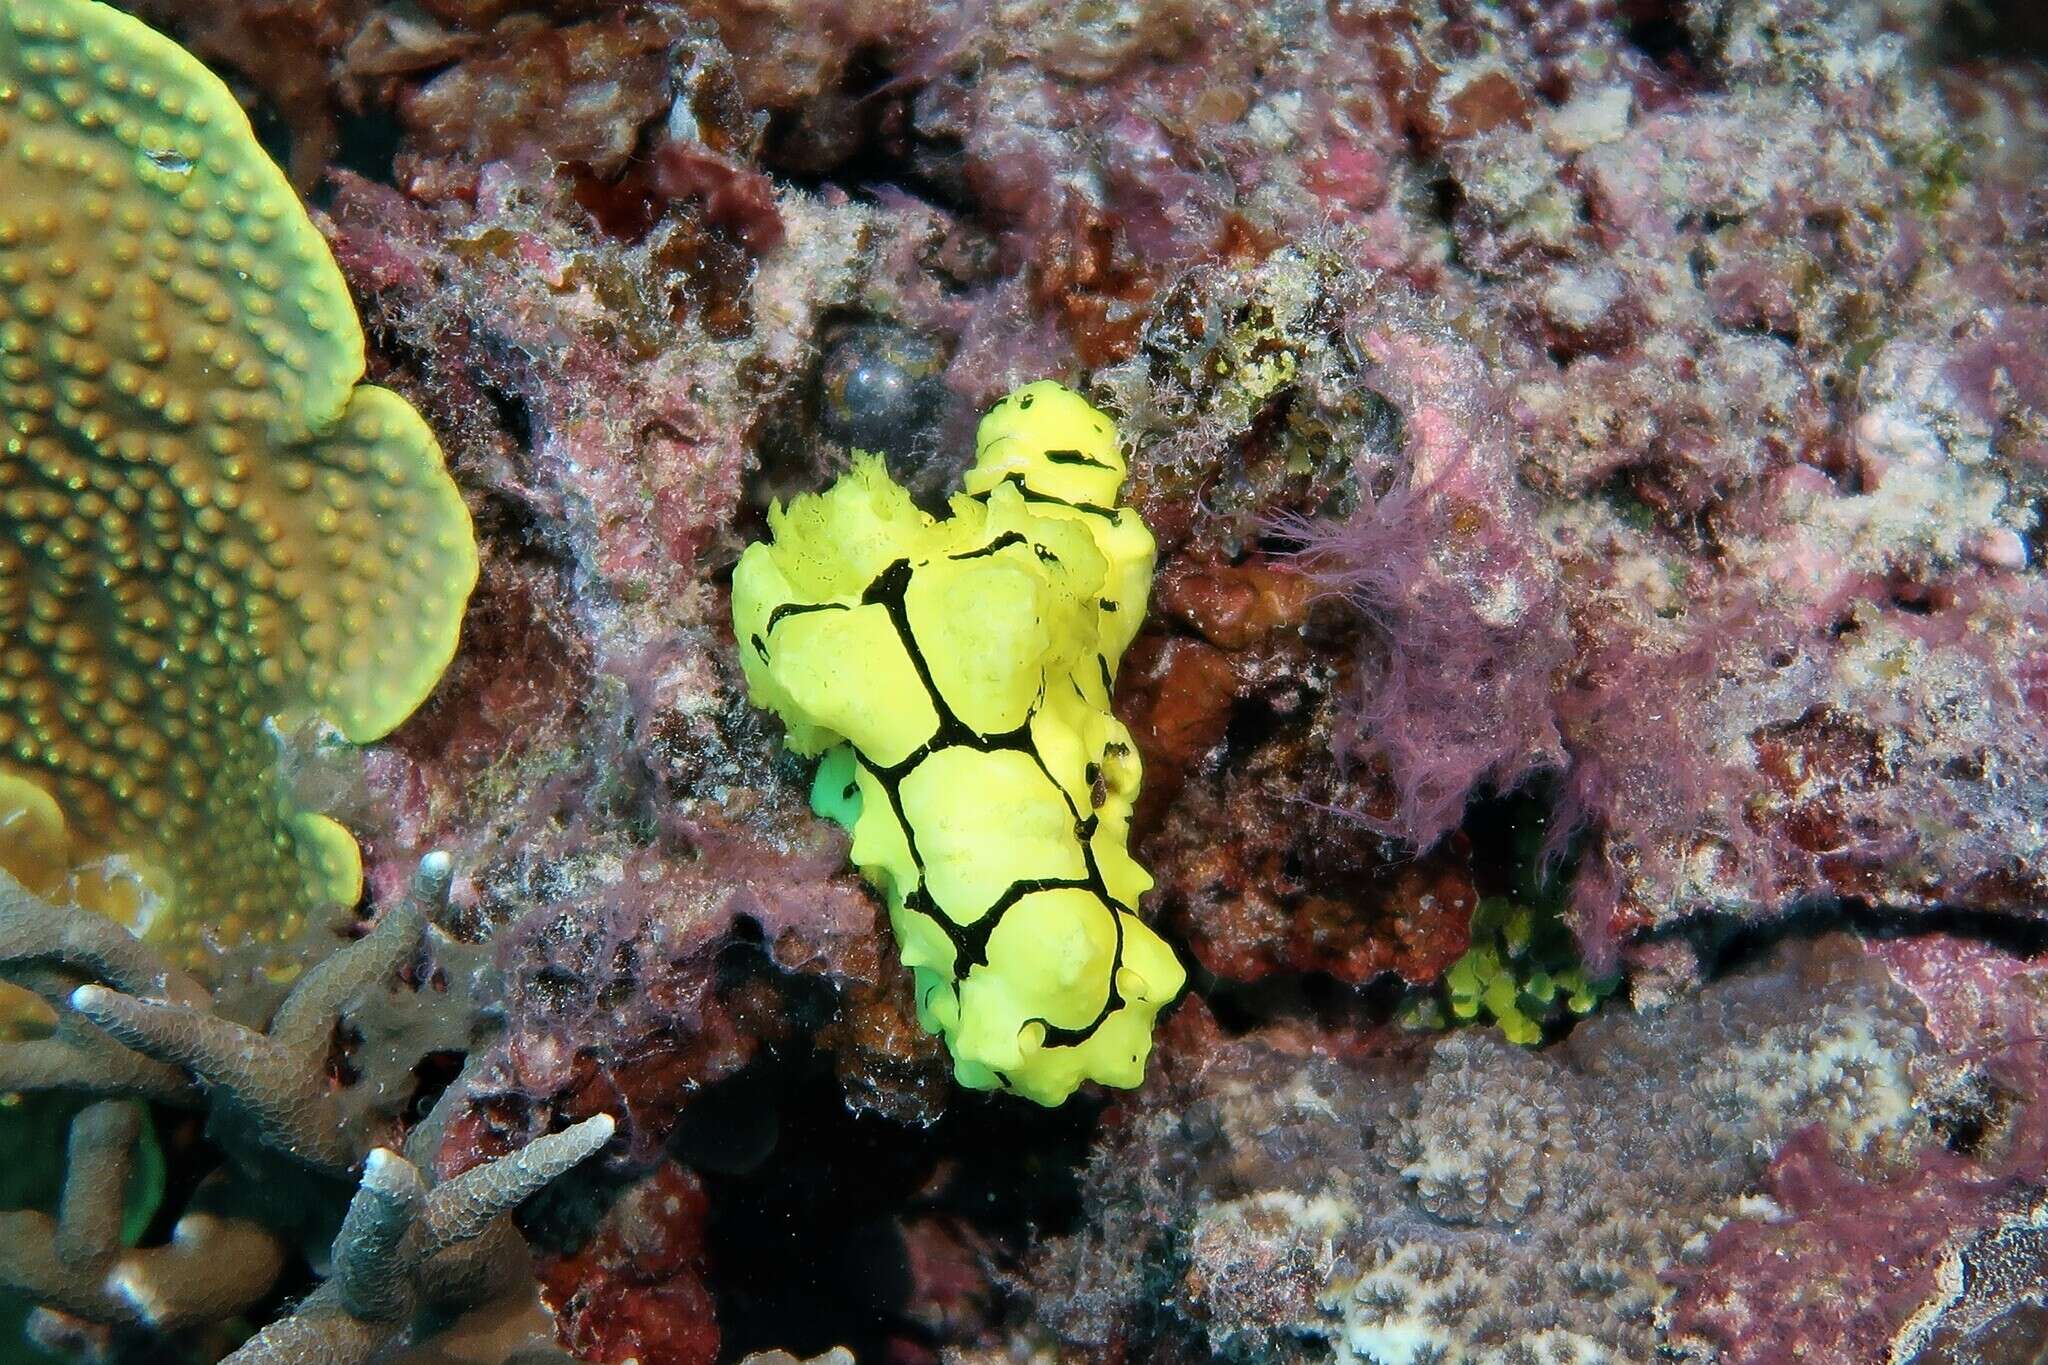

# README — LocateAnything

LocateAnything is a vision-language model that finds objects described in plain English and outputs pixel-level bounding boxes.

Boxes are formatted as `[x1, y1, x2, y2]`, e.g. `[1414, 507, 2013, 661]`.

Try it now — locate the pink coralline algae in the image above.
[1665, 935, 2048, 1362]
[1278, 299, 1572, 851]
[536, 1160, 722, 1365]
[1665, 1125, 2046, 1364]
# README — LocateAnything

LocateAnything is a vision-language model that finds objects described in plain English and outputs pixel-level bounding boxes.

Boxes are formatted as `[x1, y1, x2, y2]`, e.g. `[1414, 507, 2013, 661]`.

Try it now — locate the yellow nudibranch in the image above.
[732, 381, 1185, 1105]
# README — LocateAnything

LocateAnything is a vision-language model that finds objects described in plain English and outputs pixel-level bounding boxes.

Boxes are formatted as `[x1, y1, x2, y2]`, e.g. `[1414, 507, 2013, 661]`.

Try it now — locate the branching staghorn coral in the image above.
[0, 862, 441, 1336]
[0, 855, 609, 1358]
[0, 870, 206, 1106]
[0, 1098, 285, 1334]
[70, 883, 431, 1175]
[222, 1113, 615, 1365]
[0, 1088, 614, 1360]
[1, 857, 447, 1175]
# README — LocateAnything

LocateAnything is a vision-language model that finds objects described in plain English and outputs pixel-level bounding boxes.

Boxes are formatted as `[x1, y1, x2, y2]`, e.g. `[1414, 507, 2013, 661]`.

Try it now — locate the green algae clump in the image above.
[733, 382, 1184, 1106]
[0, 0, 476, 984]
[1443, 896, 1618, 1045]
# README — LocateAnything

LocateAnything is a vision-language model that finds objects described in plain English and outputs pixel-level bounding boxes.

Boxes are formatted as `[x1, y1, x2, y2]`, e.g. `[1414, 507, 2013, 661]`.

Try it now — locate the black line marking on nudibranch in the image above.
[949, 531, 1027, 561]
[765, 600, 850, 634]
[989, 472, 1121, 521]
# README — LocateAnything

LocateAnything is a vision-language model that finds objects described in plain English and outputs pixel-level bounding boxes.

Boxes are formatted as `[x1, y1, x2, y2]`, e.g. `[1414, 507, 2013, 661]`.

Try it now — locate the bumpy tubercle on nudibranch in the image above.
[732, 380, 1185, 1106]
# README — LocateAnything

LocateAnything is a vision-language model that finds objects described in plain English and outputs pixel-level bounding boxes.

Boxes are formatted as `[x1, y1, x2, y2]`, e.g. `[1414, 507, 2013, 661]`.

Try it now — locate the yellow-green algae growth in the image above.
[0, 0, 476, 997]
[733, 381, 1185, 1106]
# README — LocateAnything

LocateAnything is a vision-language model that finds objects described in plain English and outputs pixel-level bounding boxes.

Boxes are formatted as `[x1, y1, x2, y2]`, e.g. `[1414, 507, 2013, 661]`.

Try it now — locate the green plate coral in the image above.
[0, 0, 476, 987]
[733, 381, 1185, 1106]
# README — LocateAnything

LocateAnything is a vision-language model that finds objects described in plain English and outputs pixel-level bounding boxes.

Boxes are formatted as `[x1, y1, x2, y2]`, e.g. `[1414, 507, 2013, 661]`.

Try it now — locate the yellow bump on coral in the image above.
[732, 381, 1185, 1106]
[0, 0, 477, 992]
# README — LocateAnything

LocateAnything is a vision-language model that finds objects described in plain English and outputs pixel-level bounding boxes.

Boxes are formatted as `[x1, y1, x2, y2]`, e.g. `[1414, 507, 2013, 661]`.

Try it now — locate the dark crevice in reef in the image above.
[760, 47, 975, 218]
[508, 925, 1102, 1361]
[1463, 783, 1575, 900]
[1159, 775, 2048, 1056]
[1649, 898, 2048, 984]
[1465, 782, 2048, 1007]
[1618, 0, 1707, 85]
[473, 366, 538, 453]
[1929, 0, 2048, 61]
[330, 110, 407, 192]
[677, 1043, 1102, 1361]
[1200, 883, 2048, 1052]
[1190, 782, 1599, 1044]
[1200, 967, 1414, 1040]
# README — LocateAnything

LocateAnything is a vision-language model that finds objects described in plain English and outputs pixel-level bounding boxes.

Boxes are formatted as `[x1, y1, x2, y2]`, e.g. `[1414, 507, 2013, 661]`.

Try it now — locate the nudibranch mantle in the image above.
[731, 381, 1184, 1105]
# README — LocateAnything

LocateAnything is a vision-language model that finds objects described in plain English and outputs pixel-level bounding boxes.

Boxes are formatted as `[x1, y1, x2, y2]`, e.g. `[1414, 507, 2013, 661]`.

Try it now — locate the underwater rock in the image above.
[1019, 936, 2024, 1362]
[535, 1161, 719, 1365]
